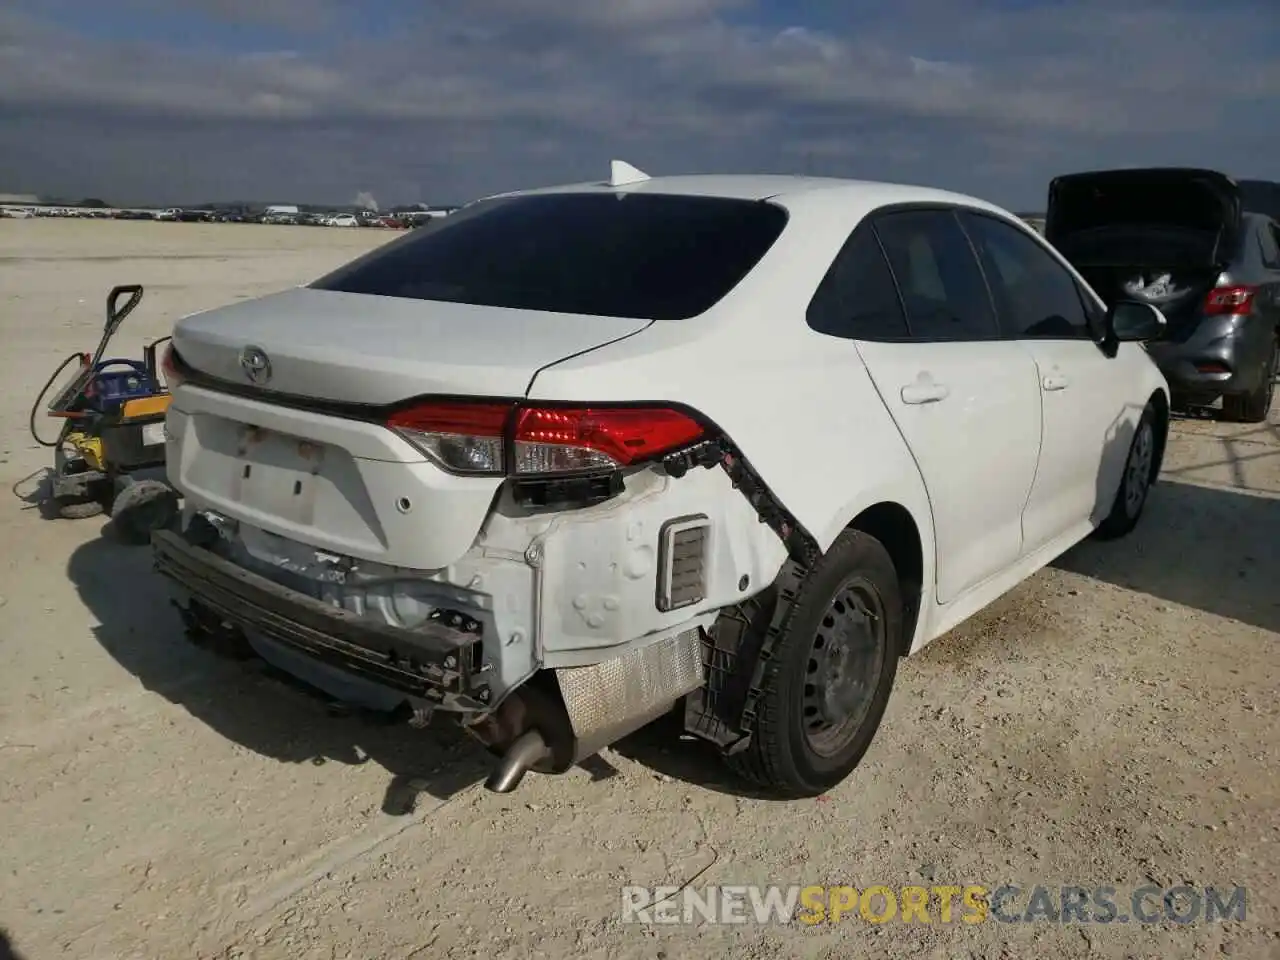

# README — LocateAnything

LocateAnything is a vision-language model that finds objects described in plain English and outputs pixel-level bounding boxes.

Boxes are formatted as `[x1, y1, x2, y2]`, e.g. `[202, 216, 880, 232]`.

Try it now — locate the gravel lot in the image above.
[1, 219, 1277, 960]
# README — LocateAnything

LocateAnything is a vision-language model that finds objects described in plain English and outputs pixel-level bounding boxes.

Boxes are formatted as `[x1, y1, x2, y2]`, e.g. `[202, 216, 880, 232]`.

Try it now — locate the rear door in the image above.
[959, 209, 1136, 550]
[840, 208, 1043, 604]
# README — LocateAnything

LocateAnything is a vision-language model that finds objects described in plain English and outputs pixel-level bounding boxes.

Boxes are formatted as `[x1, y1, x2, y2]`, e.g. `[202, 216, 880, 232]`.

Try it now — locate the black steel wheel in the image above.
[802, 578, 888, 758]
[726, 529, 903, 797]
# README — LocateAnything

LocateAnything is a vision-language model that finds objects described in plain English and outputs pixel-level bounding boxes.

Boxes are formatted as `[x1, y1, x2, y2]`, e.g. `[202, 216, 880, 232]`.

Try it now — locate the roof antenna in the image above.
[609, 160, 650, 187]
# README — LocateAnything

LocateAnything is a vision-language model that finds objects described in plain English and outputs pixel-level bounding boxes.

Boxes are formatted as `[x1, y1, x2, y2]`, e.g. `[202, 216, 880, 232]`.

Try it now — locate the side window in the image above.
[806, 225, 910, 341]
[960, 211, 1093, 340]
[1259, 221, 1280, 269]
[871, 210, 998, 341]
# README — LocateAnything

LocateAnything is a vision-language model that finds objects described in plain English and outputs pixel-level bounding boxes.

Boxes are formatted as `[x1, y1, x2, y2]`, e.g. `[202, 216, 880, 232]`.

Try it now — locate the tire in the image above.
[110, 479, 180, 545]
[725, 529, 903, 797]
[1220, 336, 1277, 424]
[1094, 404, 1158, 541]
[55, 496, 105, 520]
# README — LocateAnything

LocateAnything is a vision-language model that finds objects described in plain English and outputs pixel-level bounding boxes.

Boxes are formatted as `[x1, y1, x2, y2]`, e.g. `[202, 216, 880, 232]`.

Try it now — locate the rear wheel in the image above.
[725, 529, 902, 797]
[1221, 336, 1277, 423]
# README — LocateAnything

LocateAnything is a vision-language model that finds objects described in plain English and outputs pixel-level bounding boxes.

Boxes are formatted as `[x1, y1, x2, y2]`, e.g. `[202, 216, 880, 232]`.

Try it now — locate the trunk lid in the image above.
[172, 287, 653, 405]
[1046, 167, 1242, 263]
[1046, 168, 1243, 338]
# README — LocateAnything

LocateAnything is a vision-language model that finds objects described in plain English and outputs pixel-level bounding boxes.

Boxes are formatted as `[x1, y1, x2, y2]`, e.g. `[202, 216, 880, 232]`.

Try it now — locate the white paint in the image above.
[165, 172, 1168, 694]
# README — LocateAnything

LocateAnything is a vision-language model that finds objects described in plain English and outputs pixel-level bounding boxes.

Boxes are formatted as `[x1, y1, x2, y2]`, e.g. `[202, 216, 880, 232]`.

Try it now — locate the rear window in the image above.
[310, 192, 789, 320]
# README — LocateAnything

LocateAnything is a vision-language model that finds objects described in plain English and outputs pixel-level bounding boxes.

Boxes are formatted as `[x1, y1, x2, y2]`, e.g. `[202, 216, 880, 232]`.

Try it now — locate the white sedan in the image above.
[155, 163, 1169, 797]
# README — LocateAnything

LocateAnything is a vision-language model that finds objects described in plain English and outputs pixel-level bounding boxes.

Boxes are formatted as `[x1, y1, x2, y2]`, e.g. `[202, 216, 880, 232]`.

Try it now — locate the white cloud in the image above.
[0, 0, 1275, 207]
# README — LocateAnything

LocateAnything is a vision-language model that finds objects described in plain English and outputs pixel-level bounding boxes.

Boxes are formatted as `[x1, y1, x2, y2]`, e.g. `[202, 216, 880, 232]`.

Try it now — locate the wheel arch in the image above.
[845, 501, 926, 658]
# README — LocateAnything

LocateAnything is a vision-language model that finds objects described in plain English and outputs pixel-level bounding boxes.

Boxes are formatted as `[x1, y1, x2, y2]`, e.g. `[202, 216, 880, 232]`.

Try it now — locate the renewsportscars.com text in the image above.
[620, 883, 1247, 926]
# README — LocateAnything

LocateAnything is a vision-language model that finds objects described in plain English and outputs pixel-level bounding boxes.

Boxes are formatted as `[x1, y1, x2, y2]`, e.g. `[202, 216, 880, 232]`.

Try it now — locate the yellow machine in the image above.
[32, 285, 180, 543]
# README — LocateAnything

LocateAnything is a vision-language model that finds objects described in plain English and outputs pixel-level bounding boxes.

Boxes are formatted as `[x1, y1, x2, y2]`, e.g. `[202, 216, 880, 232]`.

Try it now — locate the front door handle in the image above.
[901, 382, 950, 404]
[1042, 374, 1070, 391]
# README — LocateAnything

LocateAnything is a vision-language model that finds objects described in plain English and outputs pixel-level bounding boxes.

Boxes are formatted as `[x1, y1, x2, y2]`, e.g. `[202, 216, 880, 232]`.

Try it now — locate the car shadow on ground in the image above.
[1057, 475, 1279, 635]
[0, 929, 27, 960]
[66, 533, 490, 816]
[610, 712, 803, 801]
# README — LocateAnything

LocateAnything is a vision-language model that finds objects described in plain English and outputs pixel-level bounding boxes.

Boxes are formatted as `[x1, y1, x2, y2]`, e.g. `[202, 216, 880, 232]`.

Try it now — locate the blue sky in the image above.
[1, 0, 1277, 209]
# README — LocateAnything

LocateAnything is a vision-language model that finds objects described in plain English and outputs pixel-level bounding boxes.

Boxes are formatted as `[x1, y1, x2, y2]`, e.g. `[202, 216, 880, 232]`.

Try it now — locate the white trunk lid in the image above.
[172, 287, 653, 405]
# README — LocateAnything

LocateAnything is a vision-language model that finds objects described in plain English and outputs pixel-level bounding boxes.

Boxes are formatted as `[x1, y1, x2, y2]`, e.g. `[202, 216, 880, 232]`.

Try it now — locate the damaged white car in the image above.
[154, 163, 1170, 797]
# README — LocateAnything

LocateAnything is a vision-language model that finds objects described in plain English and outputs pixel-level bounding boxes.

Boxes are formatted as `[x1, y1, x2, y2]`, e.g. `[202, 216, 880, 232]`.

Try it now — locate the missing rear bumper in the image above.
[152, 527, 491, 711]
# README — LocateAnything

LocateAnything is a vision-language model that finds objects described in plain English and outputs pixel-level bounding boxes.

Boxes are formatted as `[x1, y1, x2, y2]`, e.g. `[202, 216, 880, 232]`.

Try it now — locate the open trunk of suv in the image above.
[1045, 168, 1243, 340]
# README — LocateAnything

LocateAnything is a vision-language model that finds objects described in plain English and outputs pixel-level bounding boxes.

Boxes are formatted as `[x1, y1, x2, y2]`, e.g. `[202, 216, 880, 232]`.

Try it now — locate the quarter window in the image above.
[960, 211, 1093, 339]
[871, 210, 999, 341]
[806, 226, 910, 341]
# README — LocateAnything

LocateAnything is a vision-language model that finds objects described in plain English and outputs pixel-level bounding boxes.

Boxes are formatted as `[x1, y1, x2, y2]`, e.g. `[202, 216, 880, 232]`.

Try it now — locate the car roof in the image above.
[477, 173, 1012, 217]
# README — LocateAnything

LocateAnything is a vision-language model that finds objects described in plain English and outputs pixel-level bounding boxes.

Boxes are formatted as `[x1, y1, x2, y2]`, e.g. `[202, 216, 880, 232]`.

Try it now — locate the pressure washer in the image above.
[29, 284, 180, 544]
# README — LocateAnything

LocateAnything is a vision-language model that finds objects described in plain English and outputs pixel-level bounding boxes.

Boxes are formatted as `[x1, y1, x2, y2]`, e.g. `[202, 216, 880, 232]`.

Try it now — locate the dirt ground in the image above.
[1, 219, 1277, 960]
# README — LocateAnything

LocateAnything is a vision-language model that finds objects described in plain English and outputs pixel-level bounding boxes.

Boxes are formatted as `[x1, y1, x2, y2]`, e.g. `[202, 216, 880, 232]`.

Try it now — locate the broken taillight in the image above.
[385, 400, 707, 476]
[1203, 285, 1256, 316]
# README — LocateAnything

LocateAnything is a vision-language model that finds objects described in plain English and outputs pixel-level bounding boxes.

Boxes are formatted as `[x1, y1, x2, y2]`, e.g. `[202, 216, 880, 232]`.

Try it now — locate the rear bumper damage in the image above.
[153, 436, 806, 790]
[153, 524, 491, 710]
[156, 518, 710, 791]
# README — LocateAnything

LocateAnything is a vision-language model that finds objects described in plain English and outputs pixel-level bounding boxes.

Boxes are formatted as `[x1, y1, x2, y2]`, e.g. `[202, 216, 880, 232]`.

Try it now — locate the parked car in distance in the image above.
[155, 167, 1170, 798]
[1046, 167, 1279, 421]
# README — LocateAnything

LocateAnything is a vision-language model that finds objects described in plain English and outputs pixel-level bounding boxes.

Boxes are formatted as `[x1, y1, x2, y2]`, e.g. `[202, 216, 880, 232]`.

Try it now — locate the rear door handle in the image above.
[900, 382, 950, 404]
[1042, 374, 1070, 391]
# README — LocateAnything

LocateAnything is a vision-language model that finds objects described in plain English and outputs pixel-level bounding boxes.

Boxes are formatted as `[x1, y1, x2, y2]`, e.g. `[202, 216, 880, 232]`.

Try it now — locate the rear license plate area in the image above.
[233, 426, 325, 525]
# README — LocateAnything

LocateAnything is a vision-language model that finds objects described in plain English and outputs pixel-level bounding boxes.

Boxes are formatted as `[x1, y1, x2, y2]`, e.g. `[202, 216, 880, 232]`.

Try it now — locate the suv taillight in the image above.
[1203, 285, 1256, 316]
[386, 400, 707, 477]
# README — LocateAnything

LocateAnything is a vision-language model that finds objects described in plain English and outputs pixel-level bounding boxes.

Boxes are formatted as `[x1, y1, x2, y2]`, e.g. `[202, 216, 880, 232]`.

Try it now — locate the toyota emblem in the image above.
[239, 344, 271, 385]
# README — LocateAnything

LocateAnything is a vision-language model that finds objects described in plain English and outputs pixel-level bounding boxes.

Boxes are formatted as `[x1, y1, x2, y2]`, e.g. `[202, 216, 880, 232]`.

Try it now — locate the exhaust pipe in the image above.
[484, 728, 550, 793]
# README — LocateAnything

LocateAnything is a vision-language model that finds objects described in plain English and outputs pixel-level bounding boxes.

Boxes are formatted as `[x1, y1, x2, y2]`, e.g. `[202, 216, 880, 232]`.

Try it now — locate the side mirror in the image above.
[1106, 299, 1166, 342]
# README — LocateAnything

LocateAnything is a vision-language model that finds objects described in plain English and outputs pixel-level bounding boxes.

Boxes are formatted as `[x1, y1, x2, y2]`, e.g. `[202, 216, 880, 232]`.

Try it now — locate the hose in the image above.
[29, 352, 85, 448]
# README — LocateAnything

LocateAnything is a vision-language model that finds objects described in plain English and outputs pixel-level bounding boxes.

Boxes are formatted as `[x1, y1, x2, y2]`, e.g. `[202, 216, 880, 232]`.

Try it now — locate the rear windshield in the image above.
[310, 192, 789, 320]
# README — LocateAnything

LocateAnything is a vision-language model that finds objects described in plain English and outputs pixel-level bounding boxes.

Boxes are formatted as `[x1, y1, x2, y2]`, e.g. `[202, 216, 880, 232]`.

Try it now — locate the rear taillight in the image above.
[1203, 285, 1256, 316]
[512, 406, 705, 474]
[386, 401, 512, 475]
[385, 400, 707, 477]
[161, 342, 185, 389]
